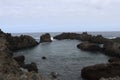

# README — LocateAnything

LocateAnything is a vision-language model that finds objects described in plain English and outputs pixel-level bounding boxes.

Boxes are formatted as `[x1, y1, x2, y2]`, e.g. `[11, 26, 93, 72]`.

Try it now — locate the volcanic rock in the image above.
[13, 55, 25, 67]
[103, 42, 120, 57]
[40, 33, 52, 43]
[23, 62, 38, 73]
[54, 32, 81, 40]
[81, 63, 120, 80]
[108, 57, 120, 63]
[77, 41, 102, 52]
[0, 29, 46, 80]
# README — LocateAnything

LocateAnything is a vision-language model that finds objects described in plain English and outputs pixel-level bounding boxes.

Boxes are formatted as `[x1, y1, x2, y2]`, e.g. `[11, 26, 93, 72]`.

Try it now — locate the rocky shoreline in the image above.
[1, 29, 120, 80]
[0, 29, 45, 80]
[54, 32, 120, 80]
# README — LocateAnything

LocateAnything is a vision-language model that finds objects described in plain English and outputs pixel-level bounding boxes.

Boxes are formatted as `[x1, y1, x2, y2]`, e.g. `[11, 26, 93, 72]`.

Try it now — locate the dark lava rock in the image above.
[80, 32, 92, 41]
[0, 29, 46, 80]
[0, 30, 38, 51]
[13, 55, 25, 67]
[54, 32, 108, 44]
[81, 63, 120, 80]
[103, 42, 120, 57]
[40, 33, 52, 43]
[7, 35, 38, 51]
[42, 56, 47, 60]
[111, 37, 120, 43]
[77, 42, 102, 52]
[54, 32, 81, 40]
[108, 57, 120, 63]
[90, 35, 108, 44]
[23, 62, 38, 73]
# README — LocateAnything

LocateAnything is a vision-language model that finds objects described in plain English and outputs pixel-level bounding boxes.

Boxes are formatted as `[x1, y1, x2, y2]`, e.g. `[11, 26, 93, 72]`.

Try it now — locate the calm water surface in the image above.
[13, 32, 118, 80]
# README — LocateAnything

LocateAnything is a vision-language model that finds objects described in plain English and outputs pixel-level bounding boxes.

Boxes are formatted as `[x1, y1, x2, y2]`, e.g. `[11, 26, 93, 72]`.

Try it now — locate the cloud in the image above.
[0, 0, 120, 32]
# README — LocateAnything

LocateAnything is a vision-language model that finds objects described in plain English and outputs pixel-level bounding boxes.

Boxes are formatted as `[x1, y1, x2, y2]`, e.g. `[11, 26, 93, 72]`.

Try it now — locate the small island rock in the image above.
[40, 33, 52, 43]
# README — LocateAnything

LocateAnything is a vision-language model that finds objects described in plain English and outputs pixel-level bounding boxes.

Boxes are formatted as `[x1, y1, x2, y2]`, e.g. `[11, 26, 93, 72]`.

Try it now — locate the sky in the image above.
[0, 0, 120, 33]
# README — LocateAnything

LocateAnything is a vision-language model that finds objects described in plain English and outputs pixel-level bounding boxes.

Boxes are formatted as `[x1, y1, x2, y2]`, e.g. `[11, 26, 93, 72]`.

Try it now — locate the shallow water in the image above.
[14, 39, 109, 80]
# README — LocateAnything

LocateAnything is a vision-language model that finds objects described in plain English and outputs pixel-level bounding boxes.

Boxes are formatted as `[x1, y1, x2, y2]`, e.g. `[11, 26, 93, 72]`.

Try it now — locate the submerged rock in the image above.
[50, 72, 59, 79]
[40, 33, 52, 43]
[42, 56, 47, 60]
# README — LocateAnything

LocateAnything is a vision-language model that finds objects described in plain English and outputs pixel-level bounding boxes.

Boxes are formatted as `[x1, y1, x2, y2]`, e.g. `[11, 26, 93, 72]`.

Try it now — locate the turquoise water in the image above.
[13, 32, 112, 80]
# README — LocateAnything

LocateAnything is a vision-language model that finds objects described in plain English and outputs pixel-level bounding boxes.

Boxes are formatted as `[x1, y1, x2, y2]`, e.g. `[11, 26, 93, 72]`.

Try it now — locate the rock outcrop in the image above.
[77, 41, 102, 52]
[54, 32, 108, 44]
[81, 57, 120, 80]
[81, 62, 120, 80]
[0, 30, 38, 51]
[54, 32, 81, 40]
[40, 33, 52, 43]
[103, 42, 120, 57]
[111, 37, 120, 43]
[7, 35, 38, 51]
[0, 29, 46, 80]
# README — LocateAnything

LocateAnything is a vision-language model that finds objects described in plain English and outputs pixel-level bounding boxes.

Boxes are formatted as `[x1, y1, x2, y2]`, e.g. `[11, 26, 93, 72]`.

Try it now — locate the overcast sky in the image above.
[0, 0, 120, 33]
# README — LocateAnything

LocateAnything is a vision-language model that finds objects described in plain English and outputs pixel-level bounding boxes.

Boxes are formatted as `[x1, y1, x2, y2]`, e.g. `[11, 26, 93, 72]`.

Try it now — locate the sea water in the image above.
[13, 32, 120, 80]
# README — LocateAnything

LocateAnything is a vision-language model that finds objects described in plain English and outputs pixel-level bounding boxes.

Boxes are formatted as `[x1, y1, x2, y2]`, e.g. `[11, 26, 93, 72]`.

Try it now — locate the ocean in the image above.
[13, 32, 120, 80]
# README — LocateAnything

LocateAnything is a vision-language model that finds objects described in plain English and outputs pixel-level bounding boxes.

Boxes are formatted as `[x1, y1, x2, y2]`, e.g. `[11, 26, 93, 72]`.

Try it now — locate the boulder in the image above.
[77, 42, 102, 52]
[40, 33, 52, 43]
[13, 55, 25, 67]
[23, 62, 38, 73]
[81, 63, 120, 80]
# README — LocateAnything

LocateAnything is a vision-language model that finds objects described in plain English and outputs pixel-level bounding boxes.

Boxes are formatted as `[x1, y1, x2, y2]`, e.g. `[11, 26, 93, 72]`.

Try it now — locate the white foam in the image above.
[51, 37, 53, 41]
[108, 37, 116, 39]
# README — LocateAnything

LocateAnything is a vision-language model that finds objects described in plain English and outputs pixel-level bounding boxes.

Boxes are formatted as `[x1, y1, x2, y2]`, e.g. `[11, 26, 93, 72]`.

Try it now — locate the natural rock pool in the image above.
[14, 39, 109, 80]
